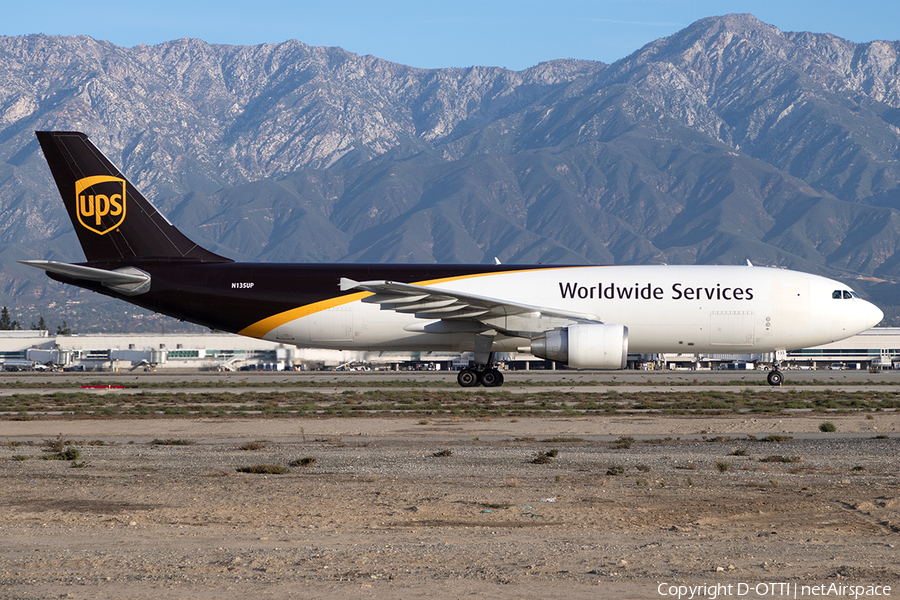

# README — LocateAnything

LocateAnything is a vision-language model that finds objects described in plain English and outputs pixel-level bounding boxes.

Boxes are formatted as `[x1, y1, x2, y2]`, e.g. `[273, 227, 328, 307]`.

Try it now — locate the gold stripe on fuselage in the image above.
[237, 266, 585, 339]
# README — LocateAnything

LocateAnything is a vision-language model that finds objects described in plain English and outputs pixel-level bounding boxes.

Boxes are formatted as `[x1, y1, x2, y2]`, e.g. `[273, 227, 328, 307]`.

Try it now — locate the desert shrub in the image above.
[42, 447, 80, 461]
[758, 435, 793, 443]
[236, 464, 289, 474]
[239, 441, 267, 451]
[760, 455, 802, 463]
[531, 449, 558, 464]
[41, 433, 70, 454]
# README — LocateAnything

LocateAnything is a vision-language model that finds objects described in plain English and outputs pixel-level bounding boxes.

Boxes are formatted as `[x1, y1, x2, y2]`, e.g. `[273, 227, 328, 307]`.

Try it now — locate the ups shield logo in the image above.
[75, 176, 126, 235]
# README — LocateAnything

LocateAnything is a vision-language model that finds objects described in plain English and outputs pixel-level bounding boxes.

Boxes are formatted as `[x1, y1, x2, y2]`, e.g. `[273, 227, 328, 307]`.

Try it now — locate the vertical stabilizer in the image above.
[36, 131, 231, 264]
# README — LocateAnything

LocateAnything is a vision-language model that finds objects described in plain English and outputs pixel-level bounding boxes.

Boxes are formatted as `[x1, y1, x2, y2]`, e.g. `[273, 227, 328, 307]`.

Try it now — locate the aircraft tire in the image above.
[479, 368, 504, 387]
[767, 370, 784, 386]
[457, 368, 480, 387]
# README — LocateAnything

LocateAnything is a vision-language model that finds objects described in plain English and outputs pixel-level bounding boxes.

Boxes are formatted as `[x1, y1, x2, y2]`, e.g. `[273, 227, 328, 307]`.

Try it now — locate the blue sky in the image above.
[6, 1, 900, 70]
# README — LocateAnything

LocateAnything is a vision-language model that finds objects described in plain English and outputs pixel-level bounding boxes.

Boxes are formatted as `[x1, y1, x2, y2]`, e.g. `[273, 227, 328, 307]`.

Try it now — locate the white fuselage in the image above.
[265, 265, 883, 357]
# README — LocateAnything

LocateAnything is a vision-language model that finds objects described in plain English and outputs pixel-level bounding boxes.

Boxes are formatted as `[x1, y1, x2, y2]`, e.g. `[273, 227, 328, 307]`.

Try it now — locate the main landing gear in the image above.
[457, 351, 504, 387]
[457, 366, 504, 387]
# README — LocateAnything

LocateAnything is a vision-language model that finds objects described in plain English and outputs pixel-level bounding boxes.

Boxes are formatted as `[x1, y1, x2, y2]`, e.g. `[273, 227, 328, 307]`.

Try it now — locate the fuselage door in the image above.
[310, 307, 354, 342]
[709, 311, 755, 347]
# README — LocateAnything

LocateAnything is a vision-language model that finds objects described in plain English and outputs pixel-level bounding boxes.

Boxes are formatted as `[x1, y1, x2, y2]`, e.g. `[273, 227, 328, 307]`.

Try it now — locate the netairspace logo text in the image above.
[656, 582, 892, 599]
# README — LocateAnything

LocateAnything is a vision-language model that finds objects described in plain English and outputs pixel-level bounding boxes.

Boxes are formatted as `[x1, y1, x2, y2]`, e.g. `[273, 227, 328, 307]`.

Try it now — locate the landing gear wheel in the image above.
[767, 370, 784, 386]
[457, 368, 480, 387]
[479, 368, 504, 388]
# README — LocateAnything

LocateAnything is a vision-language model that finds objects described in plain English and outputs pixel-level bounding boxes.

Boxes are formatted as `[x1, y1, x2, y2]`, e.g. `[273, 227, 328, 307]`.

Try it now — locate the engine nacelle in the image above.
[530, 323, 628, 369]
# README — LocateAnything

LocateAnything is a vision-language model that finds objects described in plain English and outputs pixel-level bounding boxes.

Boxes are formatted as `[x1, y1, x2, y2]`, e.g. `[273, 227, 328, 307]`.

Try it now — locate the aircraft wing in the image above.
[339, 277, 602, 337]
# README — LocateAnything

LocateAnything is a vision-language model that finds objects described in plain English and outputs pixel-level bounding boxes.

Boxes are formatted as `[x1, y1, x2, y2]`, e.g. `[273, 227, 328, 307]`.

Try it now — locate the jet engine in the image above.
[530, 323, 628, 369]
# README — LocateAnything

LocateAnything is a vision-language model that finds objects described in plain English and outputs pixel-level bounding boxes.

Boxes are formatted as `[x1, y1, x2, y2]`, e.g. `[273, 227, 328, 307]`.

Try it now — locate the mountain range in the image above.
[2, 13, 900, 332]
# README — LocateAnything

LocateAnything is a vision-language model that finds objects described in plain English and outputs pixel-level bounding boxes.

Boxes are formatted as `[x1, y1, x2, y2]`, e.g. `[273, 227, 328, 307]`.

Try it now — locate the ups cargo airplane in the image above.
[22, 131, 884, 387]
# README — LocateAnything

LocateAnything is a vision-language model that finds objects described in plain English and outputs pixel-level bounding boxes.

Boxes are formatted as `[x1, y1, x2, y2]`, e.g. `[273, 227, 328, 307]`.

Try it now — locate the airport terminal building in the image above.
[654, 327, 899, 371]
[0, 332, 321, 372]
[2, 327, 900, 372]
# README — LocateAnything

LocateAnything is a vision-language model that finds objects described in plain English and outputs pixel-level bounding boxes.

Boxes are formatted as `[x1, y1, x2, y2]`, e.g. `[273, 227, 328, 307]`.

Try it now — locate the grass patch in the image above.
[7, 384, 900, 421]
[433, 449, 453, 457]
[819, 421, 837, 432]
[289, 457, 317, 467]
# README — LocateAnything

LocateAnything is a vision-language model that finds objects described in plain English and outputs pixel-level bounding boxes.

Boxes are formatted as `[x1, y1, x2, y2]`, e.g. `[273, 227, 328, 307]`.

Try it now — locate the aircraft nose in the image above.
[863, 301, 884, 329]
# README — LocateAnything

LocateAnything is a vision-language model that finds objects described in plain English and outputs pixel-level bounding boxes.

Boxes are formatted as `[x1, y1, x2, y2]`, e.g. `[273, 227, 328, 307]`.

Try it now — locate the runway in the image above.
[0, 368, 897, 395]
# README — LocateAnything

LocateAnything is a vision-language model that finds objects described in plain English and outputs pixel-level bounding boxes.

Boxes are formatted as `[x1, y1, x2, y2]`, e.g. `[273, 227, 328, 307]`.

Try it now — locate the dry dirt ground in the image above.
[1, 414, 899, 599]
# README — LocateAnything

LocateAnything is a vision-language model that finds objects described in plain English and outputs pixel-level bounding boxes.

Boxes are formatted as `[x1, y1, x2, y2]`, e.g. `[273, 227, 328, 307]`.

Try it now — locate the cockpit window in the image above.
[832, 290, 860, 299]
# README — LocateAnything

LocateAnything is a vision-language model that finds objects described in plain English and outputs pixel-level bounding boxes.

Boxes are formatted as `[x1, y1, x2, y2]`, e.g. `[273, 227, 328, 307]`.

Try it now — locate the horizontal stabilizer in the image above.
[20, 260, 151, 295]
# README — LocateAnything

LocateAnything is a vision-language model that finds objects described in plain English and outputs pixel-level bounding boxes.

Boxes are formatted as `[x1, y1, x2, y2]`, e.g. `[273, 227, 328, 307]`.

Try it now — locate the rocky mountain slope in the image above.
[2, 14, 900, 331]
